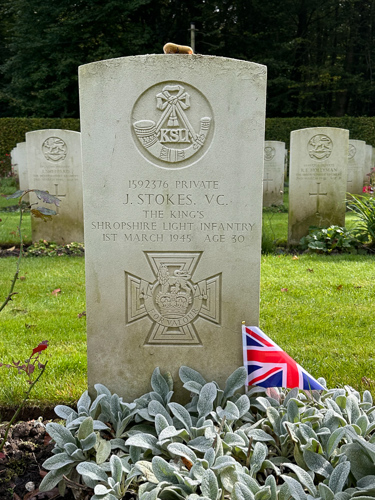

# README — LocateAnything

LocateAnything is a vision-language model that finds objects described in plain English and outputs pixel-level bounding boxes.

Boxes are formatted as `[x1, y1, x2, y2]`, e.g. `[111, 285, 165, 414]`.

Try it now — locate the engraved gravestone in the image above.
[10, 146, 19, 176]
[364, 145, 373, 185]
[26, 129, 84, 244]
[288, 127, 348, 246]
[347, 140, 366, 195]
[14, 142, 29, 202]
[284, 148, 288, 181]
[263, 141, 285, 207]
[79, 55, 267, 400]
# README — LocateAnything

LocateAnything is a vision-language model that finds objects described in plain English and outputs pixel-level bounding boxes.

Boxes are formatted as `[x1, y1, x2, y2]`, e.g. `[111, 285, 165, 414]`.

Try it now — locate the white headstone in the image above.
[26, 129, 84, 244]
[347, 140, 366, 195]
[79, 54, 267, 400]
[14, 142, 29, 202]
[263, 141, 285, 207]
[10, 147, 19, 176]
[288, 127, 348, 246]
[284, 148, 288, 181]
[364, 145, 373, 185]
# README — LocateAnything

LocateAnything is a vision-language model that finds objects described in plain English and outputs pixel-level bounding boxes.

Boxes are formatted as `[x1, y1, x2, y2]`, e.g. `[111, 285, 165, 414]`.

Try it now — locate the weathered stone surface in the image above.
[15, 142, 29, 202]
[26, 129, 84, 244]
[263, 141, 285, 207]
[10, 146, 19, 176]
[347, 140, 366, 195]
[288, 127, 348, 246]
[364, 144, 373, 184]
[79, 54, 267, 400]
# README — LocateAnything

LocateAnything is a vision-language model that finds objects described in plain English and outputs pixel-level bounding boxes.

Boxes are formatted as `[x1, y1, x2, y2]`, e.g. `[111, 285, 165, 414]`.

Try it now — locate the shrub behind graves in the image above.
[347, 195, 375, 248]
[300, 225, 364, 253]
[40, 366, 375, 500]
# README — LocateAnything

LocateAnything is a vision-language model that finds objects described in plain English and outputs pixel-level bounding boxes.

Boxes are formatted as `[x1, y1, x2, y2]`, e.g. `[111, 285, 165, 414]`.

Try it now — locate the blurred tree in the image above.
[0, 0, 375, 117]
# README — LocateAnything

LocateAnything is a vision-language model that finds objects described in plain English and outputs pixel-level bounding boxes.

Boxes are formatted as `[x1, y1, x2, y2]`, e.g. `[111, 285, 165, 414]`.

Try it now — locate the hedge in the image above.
[266, 116, 375, 150]
[1, 116, 375, 174]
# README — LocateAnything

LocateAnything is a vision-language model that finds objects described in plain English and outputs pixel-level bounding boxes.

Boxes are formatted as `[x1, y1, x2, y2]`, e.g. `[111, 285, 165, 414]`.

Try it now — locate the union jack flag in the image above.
[242, 325, 325, 390]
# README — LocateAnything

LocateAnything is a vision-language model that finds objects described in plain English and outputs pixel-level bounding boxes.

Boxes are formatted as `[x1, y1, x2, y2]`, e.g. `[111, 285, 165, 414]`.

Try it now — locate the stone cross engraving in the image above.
[53, 184, 66, 213]
[263, 172, 273, 192]
[309, 182, 327, 216]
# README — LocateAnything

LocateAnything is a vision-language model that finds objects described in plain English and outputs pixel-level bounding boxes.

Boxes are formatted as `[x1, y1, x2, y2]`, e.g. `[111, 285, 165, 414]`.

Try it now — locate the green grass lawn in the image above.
[0, 191, 32, 246]
[0, 181, 374, 409]
[0, 257, 87, 408]
[0, 252, 374, 408]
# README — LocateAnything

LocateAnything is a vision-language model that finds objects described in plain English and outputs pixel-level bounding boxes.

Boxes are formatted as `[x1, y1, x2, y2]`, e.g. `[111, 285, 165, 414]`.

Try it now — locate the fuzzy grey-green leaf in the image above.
[201, 469, 219, 500]
[42, 452, 75, 470]
[76, 461, 109, 481]
[39, 464, 74, 492]
[167, 442, 197, 463]
[151, 367, 170, 401]
[179, 366, 207, 386]
[329, 461, 350, 493]
[45, 422, 76, 448]
[223, 366, 247, 400]
[197, 383, 217, 418]
[168, 402, 192, 431]
[282, 463, 316, 496]
[233, 482, 255, 500]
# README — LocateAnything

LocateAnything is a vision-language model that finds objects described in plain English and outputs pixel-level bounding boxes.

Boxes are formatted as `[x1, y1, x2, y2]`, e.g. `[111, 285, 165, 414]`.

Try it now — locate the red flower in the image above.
[31, 341, 48, 356]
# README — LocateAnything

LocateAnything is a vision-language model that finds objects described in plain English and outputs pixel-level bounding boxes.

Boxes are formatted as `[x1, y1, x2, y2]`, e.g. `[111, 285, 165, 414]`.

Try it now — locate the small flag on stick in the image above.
[242, 325, 325, 391]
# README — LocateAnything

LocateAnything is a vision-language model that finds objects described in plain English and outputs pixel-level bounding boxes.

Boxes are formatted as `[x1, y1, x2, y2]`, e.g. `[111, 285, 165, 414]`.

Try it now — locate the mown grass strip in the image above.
[0, 252, 374, 407]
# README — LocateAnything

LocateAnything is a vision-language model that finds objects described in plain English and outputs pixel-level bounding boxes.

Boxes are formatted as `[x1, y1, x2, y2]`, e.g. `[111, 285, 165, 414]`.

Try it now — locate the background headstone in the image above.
[26, 129, 84, 244]
[79, 54, 267, 400]
[288, 127, 349, 246]
[10, 146, 19, 176]
[347, 140, 366, 195]
[263, 141, 285, 207]
[284, 148, 288, 181]
[15, 142, 29, 202]
[365, 144, 373, 185]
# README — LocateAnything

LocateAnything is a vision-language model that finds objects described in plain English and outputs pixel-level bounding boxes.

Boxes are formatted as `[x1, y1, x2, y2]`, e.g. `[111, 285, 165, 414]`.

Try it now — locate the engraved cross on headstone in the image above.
[263, 172, 273, 192]
[53, 183, 66, 213]
[309, 182, 327, 216]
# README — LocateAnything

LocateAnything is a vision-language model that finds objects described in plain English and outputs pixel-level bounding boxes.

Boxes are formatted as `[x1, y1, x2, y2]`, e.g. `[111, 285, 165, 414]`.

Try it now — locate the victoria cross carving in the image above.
[125, 252, 221, 345]
[42, 137, 67, 162]
[132, 83, 212, 167]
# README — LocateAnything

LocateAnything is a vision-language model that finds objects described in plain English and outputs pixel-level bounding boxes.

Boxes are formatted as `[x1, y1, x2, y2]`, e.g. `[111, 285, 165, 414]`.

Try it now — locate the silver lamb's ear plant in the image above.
[39, 416, 102, 493]
[44, 367, 375, 500]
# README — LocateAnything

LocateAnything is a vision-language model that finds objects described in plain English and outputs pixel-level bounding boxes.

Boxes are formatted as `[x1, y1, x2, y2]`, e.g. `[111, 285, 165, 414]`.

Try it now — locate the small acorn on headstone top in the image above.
[163, 43, 194, 54]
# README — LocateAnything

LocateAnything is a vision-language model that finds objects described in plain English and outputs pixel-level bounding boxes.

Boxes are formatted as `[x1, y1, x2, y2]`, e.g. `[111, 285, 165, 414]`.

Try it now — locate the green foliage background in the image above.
[266, 116, 375, 149]
[1, 0, 375, 119]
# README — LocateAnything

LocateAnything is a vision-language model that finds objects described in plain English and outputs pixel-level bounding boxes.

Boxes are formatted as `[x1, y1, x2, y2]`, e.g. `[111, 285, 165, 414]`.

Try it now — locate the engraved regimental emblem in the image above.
[307, 134, 333, 161]
[125, 252, 221, 345]
[348, 143, 357, 160]
[132, 82, 213, 168]
[42, 137, 67, 162]
[264, 146, 276, 161]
